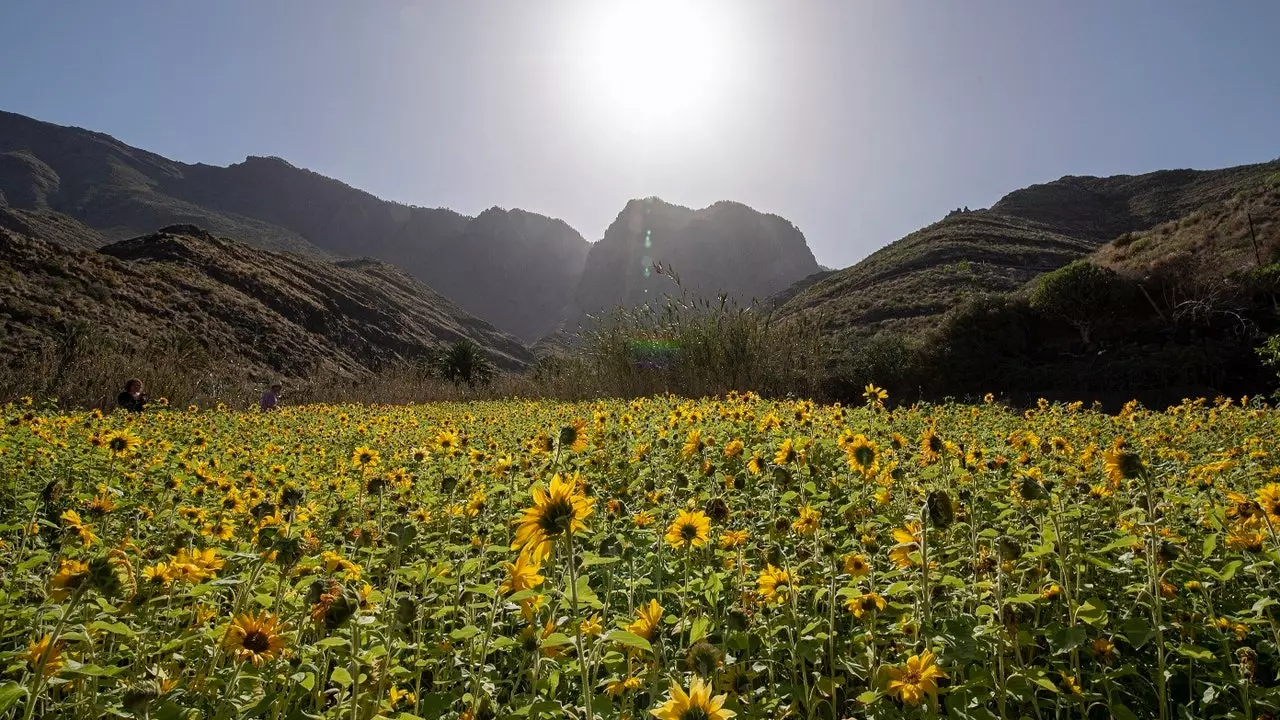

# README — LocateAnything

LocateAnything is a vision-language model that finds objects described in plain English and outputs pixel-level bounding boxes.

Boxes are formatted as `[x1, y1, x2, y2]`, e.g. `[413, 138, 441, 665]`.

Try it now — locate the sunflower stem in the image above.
[565, 531, 593, 720]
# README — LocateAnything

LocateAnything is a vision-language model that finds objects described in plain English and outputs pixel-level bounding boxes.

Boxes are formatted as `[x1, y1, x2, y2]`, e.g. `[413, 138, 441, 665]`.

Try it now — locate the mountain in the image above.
[775, 160, 1280, 344]
[0, 110, 589, 341]
[564, 197, 821, 329]
[0, 217, 534, 378]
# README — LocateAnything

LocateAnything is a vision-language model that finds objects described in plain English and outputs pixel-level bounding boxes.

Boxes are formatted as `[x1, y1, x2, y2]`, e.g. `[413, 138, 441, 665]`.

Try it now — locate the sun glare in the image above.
[563, 0, 740, 145]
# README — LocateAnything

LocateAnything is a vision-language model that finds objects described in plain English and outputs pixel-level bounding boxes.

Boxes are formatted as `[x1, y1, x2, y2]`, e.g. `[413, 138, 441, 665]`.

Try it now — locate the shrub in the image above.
[1029, 261, 1129, 344]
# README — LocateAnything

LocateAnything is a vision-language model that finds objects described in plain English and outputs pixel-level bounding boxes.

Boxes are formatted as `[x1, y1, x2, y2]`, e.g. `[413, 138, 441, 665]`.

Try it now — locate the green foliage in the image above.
[434, 339, 495, 388]
[1029, 261, 1129, 344]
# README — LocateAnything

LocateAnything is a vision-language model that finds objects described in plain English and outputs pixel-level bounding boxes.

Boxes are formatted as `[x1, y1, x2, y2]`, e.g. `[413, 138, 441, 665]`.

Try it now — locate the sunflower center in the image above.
[853, 446, 875, 467]
[109, 438, 128, 452]
[538, 498, 576, 534]
[242, 630, 271, 653]
[904, 668, 922, 684]
[679, 708, 711, 720]
[680, 523, 700, 541]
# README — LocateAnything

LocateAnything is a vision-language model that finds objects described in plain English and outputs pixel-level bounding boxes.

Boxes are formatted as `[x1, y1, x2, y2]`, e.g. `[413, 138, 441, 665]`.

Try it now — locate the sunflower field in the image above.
[1, 391, 1279, 720]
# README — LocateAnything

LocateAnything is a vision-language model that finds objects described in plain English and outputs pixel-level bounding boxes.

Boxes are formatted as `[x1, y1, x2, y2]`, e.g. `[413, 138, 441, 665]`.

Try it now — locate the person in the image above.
[260, 382, 282, 411]
[117, 378, 147, 413]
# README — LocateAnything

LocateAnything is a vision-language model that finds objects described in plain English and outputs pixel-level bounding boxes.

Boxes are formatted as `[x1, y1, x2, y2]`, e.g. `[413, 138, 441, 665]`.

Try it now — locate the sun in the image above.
[561, 0, 741, 145]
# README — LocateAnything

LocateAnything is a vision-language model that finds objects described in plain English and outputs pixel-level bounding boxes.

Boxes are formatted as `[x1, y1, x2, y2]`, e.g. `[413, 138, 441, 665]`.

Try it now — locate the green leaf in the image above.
[574, 575, 603, 609]
[884, 581, 912, 597]
[1076, 597, 1108, 627]
[582, 553, 620, 567]
[1006, 593, 1043, 605]
[316, 636, 349, 649]
[855, 690, 880, 705]
[1099, 535, 1140, 553]
[330, 667, 353, 687]
[1202, 534, 1217, 559]
[1176, 644, 1215, 661]
[1119, 616, 1153, 648]
[540, 632, 574, 648]
[1113, 704, 1139, 720]
[1218, 560, 1242, 582]
[606, 629, 652, 653]
[0, 683, 26, 714]
[1050, 625, 1088, 655]
[450, 625, 481, 641]
[87, 620, 135, 637]
[689, 617, 710, 643]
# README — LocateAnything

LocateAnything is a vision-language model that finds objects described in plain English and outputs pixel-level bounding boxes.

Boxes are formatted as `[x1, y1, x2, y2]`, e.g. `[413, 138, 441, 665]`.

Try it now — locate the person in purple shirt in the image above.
[260, 382, 282, 411]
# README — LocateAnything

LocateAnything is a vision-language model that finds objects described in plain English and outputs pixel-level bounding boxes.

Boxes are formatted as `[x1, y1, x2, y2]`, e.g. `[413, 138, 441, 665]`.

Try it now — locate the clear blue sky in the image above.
[1, 1, 1277, 268]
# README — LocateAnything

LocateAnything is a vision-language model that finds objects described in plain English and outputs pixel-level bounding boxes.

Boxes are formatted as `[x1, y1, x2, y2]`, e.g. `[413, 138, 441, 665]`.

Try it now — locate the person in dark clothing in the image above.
[117, 378, 148, 413]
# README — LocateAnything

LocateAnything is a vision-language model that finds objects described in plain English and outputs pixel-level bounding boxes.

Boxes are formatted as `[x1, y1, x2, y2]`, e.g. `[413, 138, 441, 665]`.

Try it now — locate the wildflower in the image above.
[723, 439, 744, 458]
[920, 428, 944, 464]
[1058, 672, 1082, 695]
[774, 438, 798, 466]
[665, 510, 711, 549]
[756, 564, 793, 604]
[49, 559, 91, 601]
[843, 553, 870, 577]
[105, 430, 141, 457]
[884, 650, 946, 706]
[500, 551, 544, 595]
[863, 383, 888, 408]
[25, 634, 66, 677]
[685, 641, 724, 677]
[351, 445, 380, 469]
[792, 505, 820, 535]
[1041, 583, 1062, 600]
[845, 591, 885, 619]
[1103, 447, 1145, 484]
[223, 612, 287, 665]
[627, 600, 664, 641]
[1091, 637, 1115, 662]
[580, 614, 603, 637]
[511, 473, 595, 562]
[606, 675, 644, 697]
[1257, 483, 1280, 521]
[846, 435, 878, 475]
[720, 530, 748, 549]
[634, 511, 656, 528]
[650, 676, 736, 720]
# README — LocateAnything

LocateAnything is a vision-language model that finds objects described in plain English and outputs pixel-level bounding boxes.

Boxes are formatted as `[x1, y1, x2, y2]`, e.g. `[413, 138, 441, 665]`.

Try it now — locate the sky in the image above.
[1, 1, 1278, 269]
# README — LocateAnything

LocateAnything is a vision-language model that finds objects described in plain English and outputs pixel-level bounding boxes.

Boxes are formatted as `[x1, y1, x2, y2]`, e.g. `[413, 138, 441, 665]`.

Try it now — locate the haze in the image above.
[1, 0, 1277, 268]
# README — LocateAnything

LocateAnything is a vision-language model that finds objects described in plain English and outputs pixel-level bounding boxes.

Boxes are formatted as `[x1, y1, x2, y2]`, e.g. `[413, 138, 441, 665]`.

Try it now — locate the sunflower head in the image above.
[650, 675, 736, 720]
[685, 641, 724, 678]
[224, 612, 287, 665]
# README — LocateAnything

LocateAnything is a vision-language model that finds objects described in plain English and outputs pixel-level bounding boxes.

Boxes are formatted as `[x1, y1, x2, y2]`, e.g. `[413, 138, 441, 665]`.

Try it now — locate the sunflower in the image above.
[580, 614, 604, 636]
[720, 530, 748, 549]
[682, 430, 706, 460]
[351, 446, 380, 469]
[606, 675, 644, 697]
[746, 454, 764, 475]
[665, 510, 711, 549]
[843, 553, 870, 577]
[920, 428, 943, 464]
[511, 473, 595, 562]
[792, 505, 821, 535]
[885, 650, 946, 706]
[500, 551, 544, 595]
[104, 430, 141, 457]
[635, 511, 656, 528]
[1257, 483, 1280, 521]
[723, 439, 744, 459]
[889, 521, 922, 568]
[650, 675, 736, 720]
[1103, 447, 1145, 485]
[24, 634, 65, 677]
[1091, 637, 1116, 662]
[223, 612, 287, 665]
[756, 564, 793, 604]
[49, 558, 91, 601]
[846, 435, 878, 476]
[774, 438, 798, 466]
[1225, 521, 1265, 552]
[863, 383, 888, 408]
[626, 599, 664, 641]
[436, 430, 459, 454]
[845, 591, 886, 619]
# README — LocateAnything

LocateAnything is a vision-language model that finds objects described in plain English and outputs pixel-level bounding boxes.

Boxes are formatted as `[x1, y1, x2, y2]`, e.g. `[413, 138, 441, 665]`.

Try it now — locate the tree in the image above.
[435, 339, 494, 388]
[1029, 261, 1126, 345]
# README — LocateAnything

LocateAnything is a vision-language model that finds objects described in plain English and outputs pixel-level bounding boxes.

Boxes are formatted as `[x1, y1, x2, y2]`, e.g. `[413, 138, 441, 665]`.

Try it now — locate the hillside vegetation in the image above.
[0, 220, 533, 404]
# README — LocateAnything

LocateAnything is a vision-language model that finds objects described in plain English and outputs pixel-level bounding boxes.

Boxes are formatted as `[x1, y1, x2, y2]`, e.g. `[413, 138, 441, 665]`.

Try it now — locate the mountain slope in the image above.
[565, 198, 820, 329]
[0, 110, 590, 341]
[0, 219, 533, 377]
[777, 161, 1280, 344]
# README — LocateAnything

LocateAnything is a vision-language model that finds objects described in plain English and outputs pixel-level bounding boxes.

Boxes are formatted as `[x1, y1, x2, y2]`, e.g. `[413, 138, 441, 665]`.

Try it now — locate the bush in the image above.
[1029, 261, 1130, 344]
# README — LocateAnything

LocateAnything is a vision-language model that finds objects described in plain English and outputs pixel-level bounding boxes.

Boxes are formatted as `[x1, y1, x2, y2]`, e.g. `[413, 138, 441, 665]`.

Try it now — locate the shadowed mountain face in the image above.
[0, 110, 589, 342]
[776, 161, 1280, 344]
[567, 197, 821, 327]
[0, 218, 533, 376]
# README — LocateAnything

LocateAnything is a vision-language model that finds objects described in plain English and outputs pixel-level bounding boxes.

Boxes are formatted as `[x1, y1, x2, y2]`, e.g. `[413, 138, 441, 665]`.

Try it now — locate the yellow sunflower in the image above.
[650, 675, 736, 720]
[846, 435, 879, 476]
[223, 612, 288, 665]
[774, 438, 799, 466]
[49, 559, 91, 601]
[104, 430, 141, 457]
[792, 505, 821, 535]
[351, 445, 380, 469]
[1257, 483, 1280, 521]
[626, 599, 664, 641]
[665, 510, 711, 549]
[24, 634, 65, 677]
[843, 553, 871, 577]
[845, 591, 886, 619]
[501, 551, 544, 595]
[885, 650, 946, 706]
[511, 473, 595, 562]
[756, 564, 793, 604]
